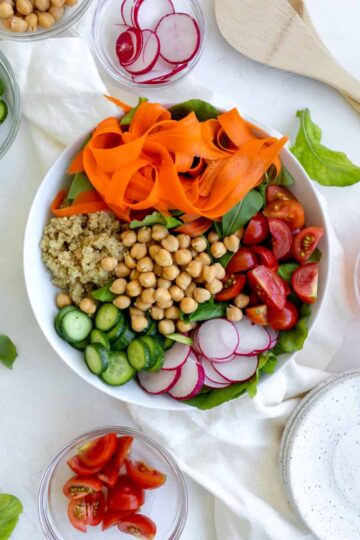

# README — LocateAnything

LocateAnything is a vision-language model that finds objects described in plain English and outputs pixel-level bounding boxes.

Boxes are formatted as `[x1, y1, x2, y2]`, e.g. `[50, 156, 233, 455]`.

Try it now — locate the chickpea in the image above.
[35, 0, 49, 9]
[124, 253, 136, 269]
[16, 0, 32, 14]
[121, 230, 137, 247]
[50, 0, 65, 6]
[195, 252, 211, 266]
[162, 265, 180, 281]
[226, 305, 243, 322]
[155, 288, 171, 305]
[174, 249, 192, 266]
[130, 307, 143, 318]
[9, 14, 27, 31]
[126, 280, 142, 297]
[65, 0, 77, 5]
[165, 306, 180, 320]
[130, 243, 147, 261]
[159, 299, 173, 309]
[161, 235, 179, 253]
[134, 299, 151, 311]
[136, 256, 153, 273]
[176, 320, 192, 333]
[206, 279, 223, 295]
[48, 5, 63, 19]
[115, 262, 131, 278]
[56, 292, 71, 309]
[202, 265, 216, 283]
[234, 227, 245, 240]
[100, 256, 117, 272]
[158, 319, 175, 335]
[191, 236, 207, 253]
[185, 282, 196, 297]
[152, 224, 168, 241]
[154, 248, 172, 267]
[208, 231, 219, 243]
[150, 306, 164, 321]
[180, 297, 198, 314]
[113, 295, 131, 310]
[141, 288, 156, 305]
[109, 278, 126, 295]
[131, 315, 148, 333]
[176, 271, 192, 291]
[193, 287, 211, 304]
[186, 260, 202, 278]
[211, 242, 227, 259]
[148, 244, 160, 259]
[234, 293, 250, 309]
[139, 272, 156, 289]
[169, 285, 185, 303]
[79, 297, 97, 315]
[153, 264, 163, 277]
[157, 277, 171, 290]
[213, 262, 226, 280]
[0, 2, 13, 17]
[177, 233, 191, 249]
[137, 226, 152, 243]
[130, 269, 140, 280]
[224, 234, 240, 253]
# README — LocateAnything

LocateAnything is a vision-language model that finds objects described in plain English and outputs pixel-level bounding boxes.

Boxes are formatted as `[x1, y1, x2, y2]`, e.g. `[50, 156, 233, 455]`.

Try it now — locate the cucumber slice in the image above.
[0, 100, 8, 124]
[139, 336, 164, 371]
[95, 303, 121, 332]
[54, 305, 78, 338]
[101, 351, 135, 386]
[107, 317, 126, 343]
[164, 337, 175, 351]
[70, 339, 89, 351]
[61, 311, 93, 343]
[90, 329, 110, 350]
[127, 339, 152, 371]
[144, 319, 158, 337]
[85, 344, 109, 375]
[112, 324, 136, 351]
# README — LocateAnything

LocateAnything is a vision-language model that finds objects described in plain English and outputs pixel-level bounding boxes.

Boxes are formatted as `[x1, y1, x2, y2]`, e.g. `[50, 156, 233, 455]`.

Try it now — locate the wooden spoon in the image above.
[215, 0, 360, 105]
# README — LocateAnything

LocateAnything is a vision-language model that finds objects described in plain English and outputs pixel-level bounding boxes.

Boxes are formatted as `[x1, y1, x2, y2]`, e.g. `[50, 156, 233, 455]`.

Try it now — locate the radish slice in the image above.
[213, 355, 258, 383]
[138, 368, 180, 395]
[266, 326, 279, 347]
[168, 353, 204, 400]
[200, 356, 230, 384]
[121, 0, 134, 26]
[191, 328, 201, 354]
[134, 0, 175, 31]
[122, 29, 160, 75]
[156, 13, 200, 64]
[131, 57, 186, 84]
[116, 27, 142, 67]
[204, 376, 230, 389]
[197, 319, 239, 361]
[234, 318, 271, 356]
[162, 342, 190, 371]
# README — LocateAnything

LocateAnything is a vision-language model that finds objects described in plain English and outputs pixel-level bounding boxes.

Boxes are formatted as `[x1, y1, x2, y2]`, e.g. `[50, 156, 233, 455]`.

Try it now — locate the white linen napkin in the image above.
[1, 37, 353, 540]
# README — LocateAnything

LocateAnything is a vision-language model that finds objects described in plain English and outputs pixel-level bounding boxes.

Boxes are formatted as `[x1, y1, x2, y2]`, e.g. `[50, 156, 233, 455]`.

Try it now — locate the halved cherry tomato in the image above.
[97, 458, 120, 488]
[266, 185, 296, 204]
[67, 456, 103, 477]
[102, 509, 136, 531]
[63, 476, 103, 500]
[247, 265, 286, 311]
[86, 492, 106, 526]
[268, 218, 292, 260]
[125, 460, 167, 490]
[107, 476, 145, 512]
[78, 433, 117, 468]
[243, 213, 269, 245]
[246, 305, 268, 326]
[252, 246, 278, 271]
[215, 274, 246, 302]
[267, 301, 298, 330]
[175, 217, 212, 237]
[291, 263, 319, 304]
[68, 497, 87, 533]
[114, 436, 134, 469]
[263, 200, 305, 230]
[248, 289, 260, 306]
[118, 514, 157, 540]
[292, 227, 324, 264]
[227, 247, 258, 273]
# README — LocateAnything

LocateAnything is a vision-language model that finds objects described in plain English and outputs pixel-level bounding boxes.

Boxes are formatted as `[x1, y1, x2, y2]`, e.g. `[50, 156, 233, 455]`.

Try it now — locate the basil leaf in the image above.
[0, 335, 18, 369]
[167, 334, 193, 345]
[130, 212, 182, 229]
[273, 304, 311, 354]
[277, 263, 299, 282]
[67, 172, 93, 201]
[169, 99, 219, 121]
[91, 282, 116, 302]
[0, 494, 23, 540]
[221, 190, 263, 237]
[180, 299, 228, 323]
[121, 97, 148, 127]
[291, 109, 360, 187]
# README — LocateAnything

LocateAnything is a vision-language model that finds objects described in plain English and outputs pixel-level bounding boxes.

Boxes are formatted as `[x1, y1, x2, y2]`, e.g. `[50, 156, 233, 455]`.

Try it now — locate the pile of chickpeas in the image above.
[0, 0, 77, 33]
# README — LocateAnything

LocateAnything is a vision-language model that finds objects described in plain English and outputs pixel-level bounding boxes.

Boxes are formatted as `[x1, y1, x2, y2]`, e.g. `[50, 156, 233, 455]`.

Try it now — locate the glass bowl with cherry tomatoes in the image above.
[38, 427, 188, 539]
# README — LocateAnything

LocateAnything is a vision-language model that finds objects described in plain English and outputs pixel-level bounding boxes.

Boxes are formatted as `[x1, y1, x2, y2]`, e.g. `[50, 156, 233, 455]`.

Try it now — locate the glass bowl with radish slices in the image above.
[91, 0, 205, 87]
[38, 427, 188, 539]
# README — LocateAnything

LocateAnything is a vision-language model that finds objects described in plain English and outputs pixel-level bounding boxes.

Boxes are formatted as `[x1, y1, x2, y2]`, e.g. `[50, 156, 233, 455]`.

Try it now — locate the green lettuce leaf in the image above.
[67, 172, 93, 201]
[121, 97, 148, 126]
[273, 304, 311, 354]
[221, 190, 263, 238]
[130, 212, 182, 229]
[169, 99, 219, 121]
[291, 109, 360, 187]
[180, 298, 228, 323]
[0, 494, 23, 540]
[0, 336, 18, 369]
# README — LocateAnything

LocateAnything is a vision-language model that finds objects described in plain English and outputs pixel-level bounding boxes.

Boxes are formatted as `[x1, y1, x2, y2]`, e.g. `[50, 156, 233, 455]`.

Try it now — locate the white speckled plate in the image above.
[280, 371, 360, 540]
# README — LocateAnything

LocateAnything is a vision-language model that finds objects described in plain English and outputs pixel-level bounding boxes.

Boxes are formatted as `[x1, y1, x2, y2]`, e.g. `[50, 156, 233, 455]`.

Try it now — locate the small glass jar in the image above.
[0, 50, 21, 159]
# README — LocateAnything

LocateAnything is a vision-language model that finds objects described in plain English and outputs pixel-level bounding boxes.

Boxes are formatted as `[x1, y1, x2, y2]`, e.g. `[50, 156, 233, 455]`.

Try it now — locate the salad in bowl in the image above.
[24, 97, 328, 410]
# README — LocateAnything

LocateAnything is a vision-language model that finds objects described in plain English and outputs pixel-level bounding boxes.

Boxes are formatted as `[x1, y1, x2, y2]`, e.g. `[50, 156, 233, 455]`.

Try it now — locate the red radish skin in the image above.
[134, 0, 175, 31]
[156, 13, 201, 64]
[122, 30, 160, 75]
[121, 0, 135, 26]
[212, 355, 258, 383]
[204, 376, 230, 389]
[233, 318, 271, 356]
[168, 354, 205, 400]
[116, 27, 143, 67]
[138, 368, 180, 395]
[265, 326, 279, 347]
[199, 356, 230, 385]
[197, 319, 239, 361]
[132, 58, 188, 84]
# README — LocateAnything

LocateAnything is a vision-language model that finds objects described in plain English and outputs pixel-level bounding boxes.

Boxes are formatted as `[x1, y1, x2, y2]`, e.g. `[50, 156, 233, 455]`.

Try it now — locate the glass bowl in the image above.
[0, 0, 93, 41]
[38, 426, 188, 539]
[0, 50, 21, 159]
[91, 0, 206, 88]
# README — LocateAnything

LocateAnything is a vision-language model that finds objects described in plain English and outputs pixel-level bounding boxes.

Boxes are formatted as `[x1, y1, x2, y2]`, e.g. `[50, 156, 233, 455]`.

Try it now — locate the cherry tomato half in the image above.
[102, 509, 136, 531]
[97, 458, 120, 488]
[68, 497, 87, 533]
[266, 185, 296, 204]
[175, 217, 212, 237]
[78, 433, 117, 468]
[268, 218, 292, 260]
[227, 247, 258, 273]
[263, 200, 305, 230]
[67, 456, 104, 477]
[291, 263, 319, 304]
[86, 492, 106, 526]
[118, 514, 157, 540]
[247, 265, 286, 311]
[252, 246, 278, 271]
[267, 301, 299, 330]
[63, 476, 103, 500]
[107, 476, 145, 512]
[246, 305, 268, 326]
[125, 460, 167, 490]
[114, 436, 134, 469]
[215, 274, 246, 302]
[292, 227, 324, 264]
[243, 213, 269, 245]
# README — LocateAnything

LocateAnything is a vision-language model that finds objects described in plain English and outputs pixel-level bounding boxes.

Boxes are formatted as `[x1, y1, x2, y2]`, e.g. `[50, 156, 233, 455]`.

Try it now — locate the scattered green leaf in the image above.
[0, 494, 23, 540]
[0, 79, 4, 96]
[217, 251, 234, 269]
[121, 97, 148, 127]
[167, 334, 193, 345]
[272, 166, 295, 186]
[307, 248, 322, 263]
[273, 304, 311, 355]
[221, 190, 263, 238]
[169, 99, 219, 121]
[180, 298, 228, 323]
[91, 282, 116, 302]
[213, 221, 223, 238]
[130, 211, 182, 229]
[67, 172, 94, 201]
[0, 335, 18, 369]
[277, 263, 299, 282]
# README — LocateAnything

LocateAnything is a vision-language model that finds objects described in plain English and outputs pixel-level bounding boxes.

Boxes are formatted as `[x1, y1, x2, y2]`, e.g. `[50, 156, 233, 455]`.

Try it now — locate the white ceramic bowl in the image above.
[23, 104, 330, 411]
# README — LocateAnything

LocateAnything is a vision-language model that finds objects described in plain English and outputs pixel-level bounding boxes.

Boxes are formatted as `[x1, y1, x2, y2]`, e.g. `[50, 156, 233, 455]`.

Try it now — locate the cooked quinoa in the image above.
[40, 211, 126, 304]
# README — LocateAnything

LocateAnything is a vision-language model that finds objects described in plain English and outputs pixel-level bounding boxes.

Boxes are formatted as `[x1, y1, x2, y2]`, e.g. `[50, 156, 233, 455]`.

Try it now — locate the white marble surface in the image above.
[0, 0, 360, 538]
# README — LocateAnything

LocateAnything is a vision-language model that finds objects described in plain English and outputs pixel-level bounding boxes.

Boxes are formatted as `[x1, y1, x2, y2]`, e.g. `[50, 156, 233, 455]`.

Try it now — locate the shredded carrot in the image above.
[51, 190, 109, 217]
[68, 149, 84, 174]
[104, 95, 132, 113]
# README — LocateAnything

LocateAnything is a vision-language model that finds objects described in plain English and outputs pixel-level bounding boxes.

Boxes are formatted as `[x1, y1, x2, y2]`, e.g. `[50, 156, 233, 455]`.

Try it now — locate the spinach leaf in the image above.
[0, 494, 23, 540]
[67, 172, 93, 201]
[221, 190, 263, 237]
[213, 221, 223, 238]
[167, 334, 193, 345]
[91, 282, 116, 302]
[0, 335, 18, 369]
[277, 263, 299, 282]
[273, 304, 311, 354]
[217, 251, 234, 269]
[130, 212, 182, 229]
[121, 97, 148, 127]
[291, 109, 360, 187]
[169, 99, 219, 121]
[180, 299, 228, 323]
